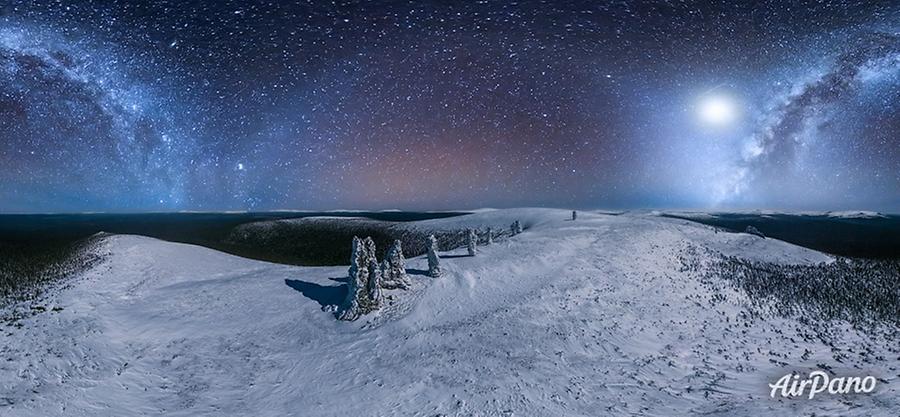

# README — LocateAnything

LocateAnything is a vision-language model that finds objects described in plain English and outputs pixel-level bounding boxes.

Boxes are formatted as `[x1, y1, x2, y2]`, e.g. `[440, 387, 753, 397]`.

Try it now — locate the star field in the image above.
[0, 1, 898, 212]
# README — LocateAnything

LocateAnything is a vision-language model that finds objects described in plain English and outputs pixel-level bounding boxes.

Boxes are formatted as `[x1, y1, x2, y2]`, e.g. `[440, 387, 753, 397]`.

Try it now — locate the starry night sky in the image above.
[0, 1, 898, 212]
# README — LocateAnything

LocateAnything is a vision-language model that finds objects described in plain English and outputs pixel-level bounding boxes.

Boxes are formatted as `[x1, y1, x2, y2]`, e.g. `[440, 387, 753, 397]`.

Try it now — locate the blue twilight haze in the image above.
[0, 1, 898, 212]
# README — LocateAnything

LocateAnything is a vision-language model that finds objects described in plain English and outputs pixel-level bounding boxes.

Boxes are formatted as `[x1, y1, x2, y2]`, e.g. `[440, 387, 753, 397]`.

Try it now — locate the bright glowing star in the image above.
[698, 95, 737, 125]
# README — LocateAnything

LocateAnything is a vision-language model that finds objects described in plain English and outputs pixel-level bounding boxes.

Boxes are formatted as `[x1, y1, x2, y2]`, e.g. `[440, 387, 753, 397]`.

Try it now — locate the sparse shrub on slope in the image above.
[685, 247, 900, 329]
[0, 236, 105, 305]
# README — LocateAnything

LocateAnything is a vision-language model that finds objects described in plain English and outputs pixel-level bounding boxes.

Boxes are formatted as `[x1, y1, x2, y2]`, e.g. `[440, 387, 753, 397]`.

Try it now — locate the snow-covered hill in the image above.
[2, 209, 897, 416]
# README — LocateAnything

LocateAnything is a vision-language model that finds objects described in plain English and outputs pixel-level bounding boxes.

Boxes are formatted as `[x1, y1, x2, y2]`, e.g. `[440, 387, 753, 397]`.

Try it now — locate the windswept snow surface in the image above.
[2, 209, 897, 416]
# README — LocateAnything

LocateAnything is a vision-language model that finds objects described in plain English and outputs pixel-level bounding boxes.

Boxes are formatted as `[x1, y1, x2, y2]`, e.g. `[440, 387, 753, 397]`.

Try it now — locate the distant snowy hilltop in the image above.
[2, 209, 897, 416]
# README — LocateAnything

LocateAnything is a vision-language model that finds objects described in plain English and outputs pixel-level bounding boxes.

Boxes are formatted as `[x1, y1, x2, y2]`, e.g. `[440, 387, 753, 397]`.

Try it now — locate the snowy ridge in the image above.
[391, 207, 561, 233]
[2, 209, 897, 416]
[822, 210, 887, 219]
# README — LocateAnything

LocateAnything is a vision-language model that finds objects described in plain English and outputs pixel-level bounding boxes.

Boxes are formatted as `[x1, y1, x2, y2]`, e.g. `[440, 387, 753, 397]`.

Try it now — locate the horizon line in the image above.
[0, 207, 895, 216]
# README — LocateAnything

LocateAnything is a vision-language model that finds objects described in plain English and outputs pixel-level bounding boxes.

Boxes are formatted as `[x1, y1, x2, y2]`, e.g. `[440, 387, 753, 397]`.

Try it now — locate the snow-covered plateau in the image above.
[2, 208, 898, 416]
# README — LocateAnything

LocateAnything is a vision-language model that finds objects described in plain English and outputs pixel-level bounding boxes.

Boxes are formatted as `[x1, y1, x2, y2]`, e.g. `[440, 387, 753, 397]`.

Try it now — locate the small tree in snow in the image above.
[426, 234, 442, 278]
[381, 240, 411, 290]
[572, 210, 577, 221]
[486, 227, 493, 245]
[467, 228, 477, 256]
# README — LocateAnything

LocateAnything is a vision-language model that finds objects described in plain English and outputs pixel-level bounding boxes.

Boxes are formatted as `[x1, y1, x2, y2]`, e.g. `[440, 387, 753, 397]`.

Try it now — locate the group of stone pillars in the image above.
[338, 234, 443, 321]
[338, 219, 538, 321]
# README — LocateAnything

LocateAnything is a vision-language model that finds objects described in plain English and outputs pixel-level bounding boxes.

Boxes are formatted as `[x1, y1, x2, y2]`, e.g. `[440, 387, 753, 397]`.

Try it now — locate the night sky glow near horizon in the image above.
[0, 1, 898, 213]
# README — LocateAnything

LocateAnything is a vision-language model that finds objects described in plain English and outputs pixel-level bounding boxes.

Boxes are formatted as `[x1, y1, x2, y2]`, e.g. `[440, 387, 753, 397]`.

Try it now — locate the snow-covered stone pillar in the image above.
[338, 236, 383, 321]
[381, 239, 411, 290]
[426, 234, 442, 278]
[363, 236, 377, 265]
[339, 236, 369, 321]
[467, 228, 477, 256]
[511, 220, 523, 235]
[366, 258, 383, 309]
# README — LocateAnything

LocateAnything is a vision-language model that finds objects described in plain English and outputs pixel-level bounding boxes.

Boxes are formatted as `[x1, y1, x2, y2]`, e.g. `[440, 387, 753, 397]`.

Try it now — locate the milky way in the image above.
[0, 25, 197, 210]
[0, 1, 898, 212]
[717, 32, 900, 206]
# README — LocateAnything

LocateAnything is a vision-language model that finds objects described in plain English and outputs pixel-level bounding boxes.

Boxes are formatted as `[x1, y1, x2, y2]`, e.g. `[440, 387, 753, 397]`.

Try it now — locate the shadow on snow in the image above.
[284, 278, 346, 308]
[405, 268, 431, 276]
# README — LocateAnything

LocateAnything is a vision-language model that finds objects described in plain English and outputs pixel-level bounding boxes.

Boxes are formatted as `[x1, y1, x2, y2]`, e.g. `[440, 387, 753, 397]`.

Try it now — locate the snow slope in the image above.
[2, 209, 897, 416]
